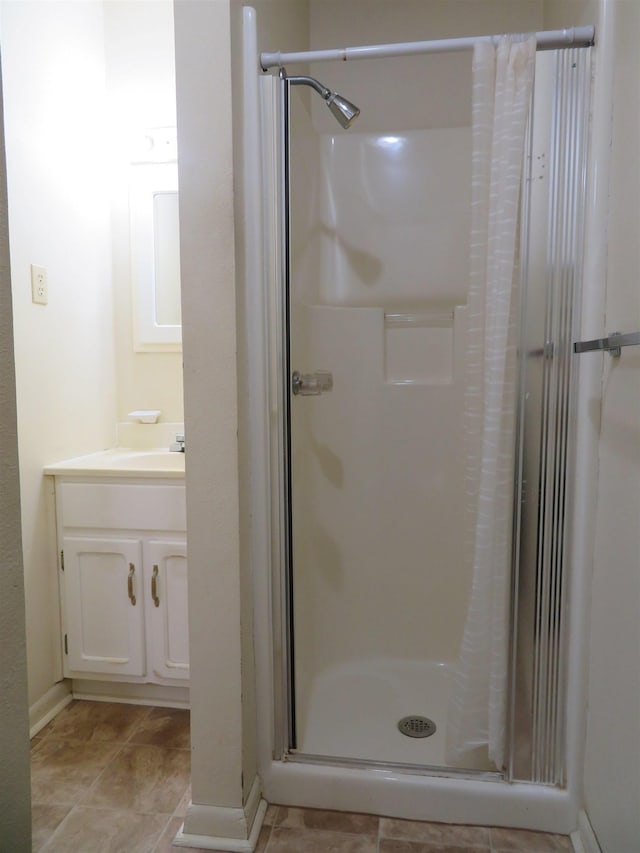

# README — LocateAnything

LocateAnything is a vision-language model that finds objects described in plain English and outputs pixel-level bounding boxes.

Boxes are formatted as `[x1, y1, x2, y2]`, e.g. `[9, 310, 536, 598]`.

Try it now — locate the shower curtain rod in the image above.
[260, 25, 594, 70]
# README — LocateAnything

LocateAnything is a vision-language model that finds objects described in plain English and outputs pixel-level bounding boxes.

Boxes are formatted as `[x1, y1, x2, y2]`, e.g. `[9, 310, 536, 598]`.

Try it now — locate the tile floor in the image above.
[31, 700, 574, 853]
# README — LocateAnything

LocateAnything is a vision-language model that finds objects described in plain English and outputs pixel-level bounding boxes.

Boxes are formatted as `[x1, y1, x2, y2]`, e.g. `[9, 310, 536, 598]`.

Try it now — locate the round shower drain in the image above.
[397, 716, 437, 738]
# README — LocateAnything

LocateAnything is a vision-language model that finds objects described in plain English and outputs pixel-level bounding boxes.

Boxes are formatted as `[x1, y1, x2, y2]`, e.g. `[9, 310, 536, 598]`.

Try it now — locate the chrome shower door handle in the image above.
[574, 330, 640, 357]
[292, 370, 333, 396]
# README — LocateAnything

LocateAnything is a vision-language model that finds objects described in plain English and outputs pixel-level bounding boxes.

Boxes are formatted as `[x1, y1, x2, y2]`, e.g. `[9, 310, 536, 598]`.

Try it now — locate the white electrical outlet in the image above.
[31, 264, 48, 305]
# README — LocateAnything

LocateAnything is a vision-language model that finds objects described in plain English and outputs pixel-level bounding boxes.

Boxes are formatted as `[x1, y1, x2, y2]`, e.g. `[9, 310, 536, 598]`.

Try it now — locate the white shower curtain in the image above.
[445, 35, 536, 770]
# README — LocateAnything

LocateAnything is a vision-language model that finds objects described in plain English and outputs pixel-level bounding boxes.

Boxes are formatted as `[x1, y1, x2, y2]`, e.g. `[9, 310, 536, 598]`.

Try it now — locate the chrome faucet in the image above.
[170, 433, 185, 453]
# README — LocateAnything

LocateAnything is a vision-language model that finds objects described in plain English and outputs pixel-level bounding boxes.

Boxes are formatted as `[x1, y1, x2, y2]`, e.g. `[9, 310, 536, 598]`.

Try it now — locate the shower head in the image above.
[325, 92, 360, 129]
[286, 72, 360, 129]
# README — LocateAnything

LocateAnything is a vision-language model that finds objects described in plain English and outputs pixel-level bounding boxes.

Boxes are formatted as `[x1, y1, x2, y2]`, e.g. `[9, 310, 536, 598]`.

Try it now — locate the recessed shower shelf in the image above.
[384, 309, 456, 385]
[384, 310, 454, 328]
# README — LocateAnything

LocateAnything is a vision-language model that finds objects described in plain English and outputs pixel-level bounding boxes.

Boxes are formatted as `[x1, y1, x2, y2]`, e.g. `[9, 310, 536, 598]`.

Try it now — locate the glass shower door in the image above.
[285, 81, 483, 771]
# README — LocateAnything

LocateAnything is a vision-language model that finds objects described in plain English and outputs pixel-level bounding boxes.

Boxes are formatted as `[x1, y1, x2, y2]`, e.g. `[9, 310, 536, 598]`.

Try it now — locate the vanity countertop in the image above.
[44, 448, 185, 479]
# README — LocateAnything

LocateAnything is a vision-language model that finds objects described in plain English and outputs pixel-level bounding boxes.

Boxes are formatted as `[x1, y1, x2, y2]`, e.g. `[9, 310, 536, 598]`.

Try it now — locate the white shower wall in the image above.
[304, 130, 471, 308]
[290, 121, 473, 647]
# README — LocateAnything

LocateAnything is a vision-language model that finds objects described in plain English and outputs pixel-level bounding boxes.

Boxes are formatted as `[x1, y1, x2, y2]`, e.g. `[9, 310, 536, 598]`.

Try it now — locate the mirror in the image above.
[129, 129, 181, 352]
[152, 190, 181, 326]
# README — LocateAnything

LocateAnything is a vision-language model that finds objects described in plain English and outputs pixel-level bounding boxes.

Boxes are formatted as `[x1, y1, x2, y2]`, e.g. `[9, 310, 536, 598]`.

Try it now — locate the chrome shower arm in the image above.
[287, 75, 331, 101]
[279, 67, 360, 129]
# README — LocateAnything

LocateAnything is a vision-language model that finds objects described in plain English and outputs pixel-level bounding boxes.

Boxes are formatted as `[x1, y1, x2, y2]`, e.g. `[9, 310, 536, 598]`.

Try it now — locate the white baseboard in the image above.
[175, 777, 266, 851]
[71, 679, 189, 708]
[29, 681, 72, 738]
[571, 811, 602, 853]
[29, 679, 189, 738]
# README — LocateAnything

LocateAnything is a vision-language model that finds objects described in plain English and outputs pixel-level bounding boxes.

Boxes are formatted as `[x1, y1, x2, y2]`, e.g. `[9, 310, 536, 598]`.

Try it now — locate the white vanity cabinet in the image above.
[54, 478, 189, 686]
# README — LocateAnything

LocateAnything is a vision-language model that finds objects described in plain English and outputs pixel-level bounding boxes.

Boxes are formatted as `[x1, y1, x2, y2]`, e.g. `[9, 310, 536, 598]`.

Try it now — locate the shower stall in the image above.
[244, 8, 594, 831]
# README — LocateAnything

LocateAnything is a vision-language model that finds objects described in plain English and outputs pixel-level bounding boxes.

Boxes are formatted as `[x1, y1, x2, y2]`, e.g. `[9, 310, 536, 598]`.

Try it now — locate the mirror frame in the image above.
[129, 161, 182, 352]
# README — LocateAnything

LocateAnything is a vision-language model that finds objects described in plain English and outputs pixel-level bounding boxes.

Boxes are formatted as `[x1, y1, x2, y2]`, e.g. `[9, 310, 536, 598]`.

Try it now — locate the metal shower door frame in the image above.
[268, 47, 591, 784]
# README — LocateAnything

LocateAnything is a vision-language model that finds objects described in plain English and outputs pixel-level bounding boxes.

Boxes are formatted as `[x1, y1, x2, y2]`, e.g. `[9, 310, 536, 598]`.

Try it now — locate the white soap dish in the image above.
[128, 409, 161, 424]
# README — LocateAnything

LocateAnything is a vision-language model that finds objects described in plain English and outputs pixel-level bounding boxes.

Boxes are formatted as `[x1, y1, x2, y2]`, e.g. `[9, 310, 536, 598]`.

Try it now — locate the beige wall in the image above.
[542, 0, 599, 30]
[103, 0, 184, 423]
[0, 0, 118, 709]
[309, 0, 543, 132]
[0, 60, 31, 849]
[310, 0, 542, 43]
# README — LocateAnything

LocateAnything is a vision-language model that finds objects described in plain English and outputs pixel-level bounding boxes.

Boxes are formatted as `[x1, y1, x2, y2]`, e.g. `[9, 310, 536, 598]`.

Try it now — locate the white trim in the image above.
[260, 26, 594, 69]
[245, 5, 280, 781]
[176, 778, 266, 850]
[29, 682, 72, 738]
[71, 678, 189, 708]
[242, 3, 276, 756]
[252, 72, 282, 787]
[263, 760, 576, 833]
[243, 777, 263, 833]
[173, 802, 267, 852]
[563, 0, 615, 808]
[571, 811, 602, 853]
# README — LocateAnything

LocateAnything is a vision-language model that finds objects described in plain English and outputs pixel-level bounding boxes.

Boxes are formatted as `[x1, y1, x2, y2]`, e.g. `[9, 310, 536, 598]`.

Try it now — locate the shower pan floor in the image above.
[295, 658, 493, 770]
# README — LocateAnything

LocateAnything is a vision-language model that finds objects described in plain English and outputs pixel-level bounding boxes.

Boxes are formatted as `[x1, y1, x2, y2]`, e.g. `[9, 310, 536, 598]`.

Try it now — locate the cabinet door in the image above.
[63, 536, 146, 677]
[146, 540, 189, 680]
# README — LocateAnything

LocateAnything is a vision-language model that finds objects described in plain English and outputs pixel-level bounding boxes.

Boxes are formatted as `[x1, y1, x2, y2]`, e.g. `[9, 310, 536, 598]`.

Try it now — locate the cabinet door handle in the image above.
[128, 563, 137, 606]
[152, 564, 160, 607]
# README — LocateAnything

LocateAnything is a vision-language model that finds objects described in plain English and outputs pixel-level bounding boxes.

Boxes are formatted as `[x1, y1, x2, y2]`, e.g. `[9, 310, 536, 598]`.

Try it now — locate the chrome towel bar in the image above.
[574, 331, 640, 358]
